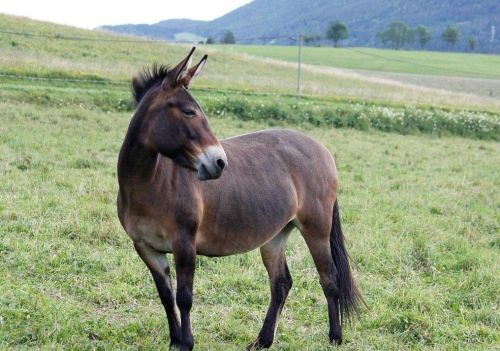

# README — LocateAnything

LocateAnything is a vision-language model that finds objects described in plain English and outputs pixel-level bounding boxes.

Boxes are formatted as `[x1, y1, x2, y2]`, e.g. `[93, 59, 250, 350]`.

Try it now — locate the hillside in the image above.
[1, 13, 499, 113]
[101, 0, 500, 53]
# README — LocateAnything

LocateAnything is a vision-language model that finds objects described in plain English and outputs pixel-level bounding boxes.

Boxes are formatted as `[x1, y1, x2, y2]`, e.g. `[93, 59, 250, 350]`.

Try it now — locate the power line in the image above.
[1, 28, 494, 75]
[0, 72, 128, 85]
[2, 28, 497, 86]
[0, 72, 299, 98]
[0, 29, 169, 43]
[0, 28, 301, 46]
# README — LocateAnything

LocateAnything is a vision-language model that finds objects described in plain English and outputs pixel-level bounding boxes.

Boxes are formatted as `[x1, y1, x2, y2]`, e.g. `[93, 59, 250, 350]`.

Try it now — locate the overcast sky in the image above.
[0, 0, 253, 29]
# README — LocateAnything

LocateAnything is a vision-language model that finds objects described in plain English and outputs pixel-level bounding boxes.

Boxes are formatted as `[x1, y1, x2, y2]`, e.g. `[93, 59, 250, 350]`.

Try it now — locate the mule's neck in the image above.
[117, 112, 160, 185]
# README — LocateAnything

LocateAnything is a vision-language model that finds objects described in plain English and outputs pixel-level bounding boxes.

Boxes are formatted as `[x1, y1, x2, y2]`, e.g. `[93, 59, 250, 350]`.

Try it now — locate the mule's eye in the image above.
[182, 109, 196, 118]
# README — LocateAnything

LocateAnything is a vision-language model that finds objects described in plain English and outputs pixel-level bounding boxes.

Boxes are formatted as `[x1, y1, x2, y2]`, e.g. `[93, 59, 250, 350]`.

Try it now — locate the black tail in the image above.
[330, 200, 362, 322]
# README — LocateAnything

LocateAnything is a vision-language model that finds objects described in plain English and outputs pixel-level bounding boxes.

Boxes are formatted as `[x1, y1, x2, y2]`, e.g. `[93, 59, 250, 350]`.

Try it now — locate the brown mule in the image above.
[117, 48, 361, 350]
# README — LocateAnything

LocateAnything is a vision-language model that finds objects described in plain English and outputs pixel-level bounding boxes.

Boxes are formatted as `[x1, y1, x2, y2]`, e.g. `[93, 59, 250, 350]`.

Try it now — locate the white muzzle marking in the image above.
[195, 144, 228, 180]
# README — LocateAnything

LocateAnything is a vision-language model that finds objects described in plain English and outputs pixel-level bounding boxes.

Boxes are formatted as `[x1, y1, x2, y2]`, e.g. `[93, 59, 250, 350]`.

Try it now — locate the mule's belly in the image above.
[122, 215, 292, 256]
[120, 206, 295, 257]
[194, 213, 295, 256]
[195, 175, 298, 256]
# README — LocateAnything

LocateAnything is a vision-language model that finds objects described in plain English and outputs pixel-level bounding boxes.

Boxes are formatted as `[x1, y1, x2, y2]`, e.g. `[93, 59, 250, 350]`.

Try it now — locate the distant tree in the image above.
[377, 21, 415, 49]
[206, 37, 215, 44]
[326, 21, 349, 47]
[442, 25, 460, 49]
[221, 30, 236, 44]
[415, 25, 432, 48]
[303, 33, 321, 46]
[468, 36, 477, 51]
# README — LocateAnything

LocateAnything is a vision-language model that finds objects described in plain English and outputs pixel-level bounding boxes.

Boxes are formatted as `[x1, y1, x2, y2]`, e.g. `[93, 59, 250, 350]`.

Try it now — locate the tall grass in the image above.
[203, 96, 500, 140]
[2, 78, 498, 140]
[1, 76, 498, 140]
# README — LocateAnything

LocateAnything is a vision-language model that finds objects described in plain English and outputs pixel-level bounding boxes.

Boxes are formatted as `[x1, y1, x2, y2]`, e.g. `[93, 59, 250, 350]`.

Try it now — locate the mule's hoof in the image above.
[169, 340, 191, 350]
[246, 338, 273, 350]
[169, 342, 181, 350]
[170, 344, 192, 351]
[169, 337, 182, 349]
[329, 333, 343, 346]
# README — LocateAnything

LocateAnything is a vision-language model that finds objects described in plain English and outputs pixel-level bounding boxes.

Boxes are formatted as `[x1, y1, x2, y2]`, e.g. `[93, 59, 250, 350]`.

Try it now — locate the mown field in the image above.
[212, 44, 500, 106]
[213, 44, 500, 80]
[0, 14, 499, 351]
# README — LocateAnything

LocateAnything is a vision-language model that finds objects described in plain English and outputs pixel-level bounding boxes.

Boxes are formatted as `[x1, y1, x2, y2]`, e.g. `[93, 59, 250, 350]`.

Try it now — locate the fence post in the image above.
[296, 34, 303, 100]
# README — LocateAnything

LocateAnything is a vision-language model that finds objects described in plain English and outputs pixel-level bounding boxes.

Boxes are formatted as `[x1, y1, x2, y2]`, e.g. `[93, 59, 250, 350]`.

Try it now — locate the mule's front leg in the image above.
[134, 243, 182, 347]
[173, 240, 196, 351]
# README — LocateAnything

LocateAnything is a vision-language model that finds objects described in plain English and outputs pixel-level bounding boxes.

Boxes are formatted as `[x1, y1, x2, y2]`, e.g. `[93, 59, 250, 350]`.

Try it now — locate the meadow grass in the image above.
[212, 45, 500, 80]
[0, 12, 499, 351]
[0, 81, 499, 350]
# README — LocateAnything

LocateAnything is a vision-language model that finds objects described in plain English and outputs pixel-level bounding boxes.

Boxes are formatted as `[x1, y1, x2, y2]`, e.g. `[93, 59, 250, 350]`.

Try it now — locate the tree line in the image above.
[204, 30, 235, 45]
[376, 22, 475, 50]
[204, 21, 477, 52]
[323, 20, 476, 51]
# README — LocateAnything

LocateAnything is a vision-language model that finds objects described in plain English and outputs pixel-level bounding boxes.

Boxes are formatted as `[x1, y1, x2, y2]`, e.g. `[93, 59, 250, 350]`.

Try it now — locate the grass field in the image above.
[213, 45, 500, 80]
[0, 13, 499, 351]
[1, 79, 499, 351]
[212, 45, 500, 106]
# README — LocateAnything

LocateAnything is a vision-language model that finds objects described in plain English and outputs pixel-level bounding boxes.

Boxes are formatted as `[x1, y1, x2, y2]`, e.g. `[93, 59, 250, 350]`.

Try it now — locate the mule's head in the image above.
[132, 47, 227, 180]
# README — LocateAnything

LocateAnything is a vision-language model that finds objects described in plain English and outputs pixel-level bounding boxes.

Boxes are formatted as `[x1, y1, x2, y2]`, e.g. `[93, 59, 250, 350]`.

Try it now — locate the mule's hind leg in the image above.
[247, 225, 294, 350]
[134, 242, 182, 348]
[299, 219, 343, 345]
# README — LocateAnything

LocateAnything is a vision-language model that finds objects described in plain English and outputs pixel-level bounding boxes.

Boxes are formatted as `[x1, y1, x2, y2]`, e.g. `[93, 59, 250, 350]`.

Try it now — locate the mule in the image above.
[117, 47, 361, 350]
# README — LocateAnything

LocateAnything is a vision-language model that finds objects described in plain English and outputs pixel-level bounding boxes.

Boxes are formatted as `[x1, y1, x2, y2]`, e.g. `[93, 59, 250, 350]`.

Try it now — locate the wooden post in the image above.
[296, 34, 303, 100]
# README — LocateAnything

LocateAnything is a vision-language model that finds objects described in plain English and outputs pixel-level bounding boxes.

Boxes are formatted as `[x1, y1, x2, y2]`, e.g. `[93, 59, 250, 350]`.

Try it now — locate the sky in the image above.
[0, 0, 253, 29]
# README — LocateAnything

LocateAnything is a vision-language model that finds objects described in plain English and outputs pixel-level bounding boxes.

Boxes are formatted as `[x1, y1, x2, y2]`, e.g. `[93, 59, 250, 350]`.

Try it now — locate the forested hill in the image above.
[101, 0, 499, 53]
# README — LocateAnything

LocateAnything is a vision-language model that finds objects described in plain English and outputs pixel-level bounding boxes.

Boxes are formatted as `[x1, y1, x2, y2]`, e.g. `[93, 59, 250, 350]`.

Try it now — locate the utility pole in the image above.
[296, 34, 303, 100]
[490, 25, 496, 53]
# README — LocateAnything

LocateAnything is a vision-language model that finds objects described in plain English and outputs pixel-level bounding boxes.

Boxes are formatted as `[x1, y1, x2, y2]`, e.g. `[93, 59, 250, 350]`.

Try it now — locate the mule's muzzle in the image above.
[196, 145, 228, 180]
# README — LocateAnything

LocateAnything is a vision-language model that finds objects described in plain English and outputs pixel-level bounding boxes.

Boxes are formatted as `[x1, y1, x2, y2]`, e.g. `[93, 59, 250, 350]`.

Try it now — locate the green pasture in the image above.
[213, 45, 500, 80]
[0, 78, 499, 350]
[0, 13, 499, 351]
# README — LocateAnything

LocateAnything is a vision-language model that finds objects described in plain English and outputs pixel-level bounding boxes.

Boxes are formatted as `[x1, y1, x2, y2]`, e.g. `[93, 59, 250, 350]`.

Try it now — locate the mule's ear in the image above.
[181, 54, 208, 88]
[164, 47, 196, 88]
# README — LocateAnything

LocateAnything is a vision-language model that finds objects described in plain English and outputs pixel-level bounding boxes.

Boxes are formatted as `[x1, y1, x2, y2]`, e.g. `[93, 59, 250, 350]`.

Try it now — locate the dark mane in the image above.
[132, 64, 171, 105]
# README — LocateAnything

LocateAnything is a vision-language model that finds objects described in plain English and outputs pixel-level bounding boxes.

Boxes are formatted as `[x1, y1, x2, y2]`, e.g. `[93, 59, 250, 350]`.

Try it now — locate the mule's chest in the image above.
[122, 211, 174, 253]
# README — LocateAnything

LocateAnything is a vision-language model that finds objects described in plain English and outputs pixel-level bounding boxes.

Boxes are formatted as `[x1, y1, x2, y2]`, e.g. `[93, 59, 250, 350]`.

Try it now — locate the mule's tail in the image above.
[330, 199, 362, 322]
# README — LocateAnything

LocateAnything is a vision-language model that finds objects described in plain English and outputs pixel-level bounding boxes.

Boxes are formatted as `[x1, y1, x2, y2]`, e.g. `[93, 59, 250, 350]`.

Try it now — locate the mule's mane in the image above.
[132, 64, 171, 105]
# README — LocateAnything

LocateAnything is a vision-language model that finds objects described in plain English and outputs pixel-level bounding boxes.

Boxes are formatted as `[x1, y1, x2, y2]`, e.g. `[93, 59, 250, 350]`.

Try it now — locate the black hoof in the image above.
[169, 342, 181, 350]
[329, 333, 343, 346]
[247, 338, 273, 350]
[169, 338, 182, 349]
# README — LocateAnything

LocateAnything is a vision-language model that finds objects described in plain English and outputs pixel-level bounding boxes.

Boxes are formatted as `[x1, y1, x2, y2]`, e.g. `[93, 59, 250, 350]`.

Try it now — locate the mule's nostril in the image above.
[216, 158, 226, 170]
